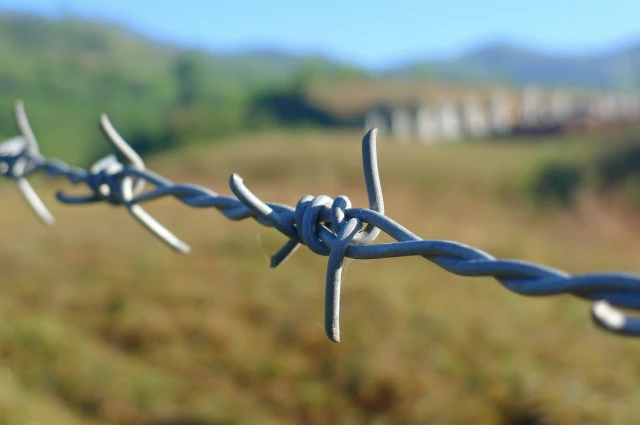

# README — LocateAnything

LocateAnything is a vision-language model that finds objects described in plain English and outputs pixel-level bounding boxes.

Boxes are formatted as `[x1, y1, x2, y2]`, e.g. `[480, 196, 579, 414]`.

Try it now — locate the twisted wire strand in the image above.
[2, 101, 640, 343]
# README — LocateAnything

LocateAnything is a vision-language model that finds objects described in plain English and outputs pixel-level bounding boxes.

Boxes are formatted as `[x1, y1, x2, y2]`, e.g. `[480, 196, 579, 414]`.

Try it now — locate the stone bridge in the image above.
[362, 85, 640, 143]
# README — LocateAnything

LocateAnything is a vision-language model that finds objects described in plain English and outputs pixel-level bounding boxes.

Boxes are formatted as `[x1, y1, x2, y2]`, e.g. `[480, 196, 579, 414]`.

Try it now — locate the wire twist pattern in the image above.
[2, 100, 640, 343]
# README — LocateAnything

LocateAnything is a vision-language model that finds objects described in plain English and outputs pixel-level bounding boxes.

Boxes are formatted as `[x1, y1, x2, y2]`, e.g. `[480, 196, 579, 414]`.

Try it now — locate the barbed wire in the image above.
[1, 100, 640, 343]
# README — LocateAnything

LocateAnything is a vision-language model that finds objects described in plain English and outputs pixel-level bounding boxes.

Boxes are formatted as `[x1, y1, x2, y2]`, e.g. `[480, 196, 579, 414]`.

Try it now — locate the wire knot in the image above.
[85, 155, 128, 205]
[0, 137, 41, 180]
[290, 194, 362, 256]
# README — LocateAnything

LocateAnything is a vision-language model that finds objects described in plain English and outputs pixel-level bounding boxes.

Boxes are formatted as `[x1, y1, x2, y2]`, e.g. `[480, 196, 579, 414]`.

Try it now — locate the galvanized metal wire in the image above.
[2, 100, 640, 343]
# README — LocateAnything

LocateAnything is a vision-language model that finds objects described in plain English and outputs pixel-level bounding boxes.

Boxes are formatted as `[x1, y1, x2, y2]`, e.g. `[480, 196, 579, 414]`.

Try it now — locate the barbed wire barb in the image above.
[0, 100, 55, 225]
[2, 100, 640, 343]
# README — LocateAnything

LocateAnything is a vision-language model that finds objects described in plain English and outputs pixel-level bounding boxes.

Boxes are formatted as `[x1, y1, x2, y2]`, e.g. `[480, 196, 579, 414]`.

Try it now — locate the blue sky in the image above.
[1, 0, 639, 69]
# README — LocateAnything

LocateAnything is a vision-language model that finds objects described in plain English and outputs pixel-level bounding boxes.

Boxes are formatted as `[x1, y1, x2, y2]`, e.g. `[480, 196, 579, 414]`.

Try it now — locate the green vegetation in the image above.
[527, 126, 640, 210]
[0, 11, 364, 166]
[527, 161, 584, 208]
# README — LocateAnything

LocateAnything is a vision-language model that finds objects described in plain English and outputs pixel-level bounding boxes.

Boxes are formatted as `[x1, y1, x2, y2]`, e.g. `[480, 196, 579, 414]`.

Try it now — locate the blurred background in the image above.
[0, 1, 639, 424]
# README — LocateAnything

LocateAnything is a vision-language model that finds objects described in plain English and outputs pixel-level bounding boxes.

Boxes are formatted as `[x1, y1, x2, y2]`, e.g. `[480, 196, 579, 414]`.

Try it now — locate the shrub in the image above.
[527, 161, 583, 208]
[592, 137, 640, 191]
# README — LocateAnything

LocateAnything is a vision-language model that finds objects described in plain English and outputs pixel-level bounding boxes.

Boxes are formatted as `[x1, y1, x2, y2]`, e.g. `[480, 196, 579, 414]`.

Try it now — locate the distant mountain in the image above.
[388, 41, 640, 90]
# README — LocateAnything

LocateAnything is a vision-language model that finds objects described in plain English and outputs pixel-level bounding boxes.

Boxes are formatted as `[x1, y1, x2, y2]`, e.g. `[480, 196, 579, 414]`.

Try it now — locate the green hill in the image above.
[0, 11, 178, 165]
[0, 11, 364, 166]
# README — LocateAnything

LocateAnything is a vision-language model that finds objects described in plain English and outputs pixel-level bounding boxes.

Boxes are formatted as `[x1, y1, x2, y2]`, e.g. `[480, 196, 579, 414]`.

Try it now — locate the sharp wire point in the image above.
[1, 101, 55, 225]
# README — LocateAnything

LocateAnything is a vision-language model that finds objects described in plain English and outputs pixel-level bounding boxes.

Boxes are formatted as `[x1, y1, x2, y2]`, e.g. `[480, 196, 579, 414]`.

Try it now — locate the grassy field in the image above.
[0, 129, 639, 425]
